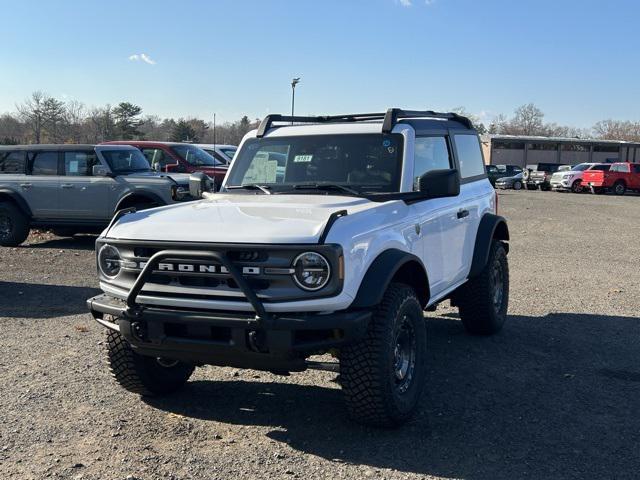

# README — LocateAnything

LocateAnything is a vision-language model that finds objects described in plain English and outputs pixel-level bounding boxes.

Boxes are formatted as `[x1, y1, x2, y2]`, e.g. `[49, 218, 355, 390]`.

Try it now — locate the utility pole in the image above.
[213, 113, 216, 148]
[291, 77, 300, 123]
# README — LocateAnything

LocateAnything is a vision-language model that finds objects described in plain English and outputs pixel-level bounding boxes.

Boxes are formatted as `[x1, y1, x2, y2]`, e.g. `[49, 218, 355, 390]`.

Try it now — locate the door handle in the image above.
[457, 209, 469, 219]
[61, 183, 74, 189]
[20, 183, 32, 189]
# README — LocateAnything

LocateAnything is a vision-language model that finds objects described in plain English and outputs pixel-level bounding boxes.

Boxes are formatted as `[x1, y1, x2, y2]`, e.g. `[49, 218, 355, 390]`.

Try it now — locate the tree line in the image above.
[0, 91, 258, 146]
[2, 92, 640, 146]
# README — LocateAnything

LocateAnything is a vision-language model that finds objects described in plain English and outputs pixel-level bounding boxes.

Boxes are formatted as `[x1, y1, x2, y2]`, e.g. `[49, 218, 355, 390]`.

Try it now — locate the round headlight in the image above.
[293, 252, 331, 291]
[98, 244, 122, 278]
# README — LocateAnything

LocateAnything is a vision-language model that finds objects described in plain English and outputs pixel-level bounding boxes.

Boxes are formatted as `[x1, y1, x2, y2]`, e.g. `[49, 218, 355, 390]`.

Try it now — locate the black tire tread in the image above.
[106, 329, 194, 396]
[0, 201, 30, 247]
[340, 283, 424, 427]
[456, 241, 509, 335]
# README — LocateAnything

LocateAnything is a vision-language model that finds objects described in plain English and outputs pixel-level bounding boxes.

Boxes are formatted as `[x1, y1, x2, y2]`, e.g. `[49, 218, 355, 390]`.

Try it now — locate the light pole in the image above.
[291, 77, 300, 122]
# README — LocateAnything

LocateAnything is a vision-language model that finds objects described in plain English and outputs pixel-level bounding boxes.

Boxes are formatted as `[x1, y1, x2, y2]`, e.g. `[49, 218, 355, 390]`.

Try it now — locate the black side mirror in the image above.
[189, 172, 216, 198]
[419, 169, 460, 198]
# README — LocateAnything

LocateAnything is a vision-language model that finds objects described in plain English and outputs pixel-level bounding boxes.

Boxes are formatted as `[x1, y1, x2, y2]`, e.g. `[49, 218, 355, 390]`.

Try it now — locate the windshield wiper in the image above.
[226, 184, 272, 195]
[290, 183, 360, 196]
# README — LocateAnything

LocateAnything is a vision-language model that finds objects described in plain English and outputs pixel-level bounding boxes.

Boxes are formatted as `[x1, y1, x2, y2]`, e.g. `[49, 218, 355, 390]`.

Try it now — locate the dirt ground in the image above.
[1, 190, 639, 480]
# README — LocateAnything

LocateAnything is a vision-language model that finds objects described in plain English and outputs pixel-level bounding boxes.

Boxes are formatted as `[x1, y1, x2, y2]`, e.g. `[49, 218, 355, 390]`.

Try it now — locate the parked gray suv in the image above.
[0, 144, 193, 246]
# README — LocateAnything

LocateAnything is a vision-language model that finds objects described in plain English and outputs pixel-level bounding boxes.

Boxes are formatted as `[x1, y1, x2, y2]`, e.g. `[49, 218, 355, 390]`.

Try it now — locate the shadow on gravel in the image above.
[24, 235, 98, 251]
[147, 312, 640, 479]
[0, 281, 100, 318]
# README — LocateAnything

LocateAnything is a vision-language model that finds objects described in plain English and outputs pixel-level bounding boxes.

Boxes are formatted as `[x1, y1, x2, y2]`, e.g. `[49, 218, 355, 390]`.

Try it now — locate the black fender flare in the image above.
[468, 213, 509, 278]
[0, 188, 32, 217]
[351, 249, 430, 309]
[114, 191, 166, 213]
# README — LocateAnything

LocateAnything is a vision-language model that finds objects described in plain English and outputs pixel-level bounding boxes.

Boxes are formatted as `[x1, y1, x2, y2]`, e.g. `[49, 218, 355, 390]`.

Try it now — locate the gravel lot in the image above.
[1, 190, 639, 480]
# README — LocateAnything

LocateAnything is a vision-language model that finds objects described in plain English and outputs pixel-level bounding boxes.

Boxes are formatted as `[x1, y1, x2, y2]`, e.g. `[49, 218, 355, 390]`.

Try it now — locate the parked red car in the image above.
[583, 162, 640, 195]
[102, 141, 228, 185]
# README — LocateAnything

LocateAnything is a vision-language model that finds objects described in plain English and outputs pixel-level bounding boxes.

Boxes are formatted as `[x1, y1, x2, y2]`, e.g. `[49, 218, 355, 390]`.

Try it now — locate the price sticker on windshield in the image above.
[294, 155, 313, 163]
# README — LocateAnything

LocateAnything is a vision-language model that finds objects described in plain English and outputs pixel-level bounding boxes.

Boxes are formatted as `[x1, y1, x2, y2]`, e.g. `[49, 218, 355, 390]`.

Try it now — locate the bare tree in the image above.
[64, 100, 86, 143]
[593, 119, 640, 141]
[16, 91, 47, 143]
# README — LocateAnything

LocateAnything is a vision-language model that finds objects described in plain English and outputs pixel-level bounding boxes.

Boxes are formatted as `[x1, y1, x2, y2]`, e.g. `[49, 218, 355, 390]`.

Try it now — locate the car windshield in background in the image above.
[220, 147, 237, 159]
[172, 145, 217, 166]
[570, 163, 590, 171]
[101, 149, 151, 173]
[225, 134, 404, 194]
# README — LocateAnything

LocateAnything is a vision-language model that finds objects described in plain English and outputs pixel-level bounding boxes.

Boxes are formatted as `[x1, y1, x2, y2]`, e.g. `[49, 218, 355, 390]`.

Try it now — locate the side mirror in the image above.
[418, 169, 460, 198]
[189, 172, 216, 199]
[92, 165, 110, 177]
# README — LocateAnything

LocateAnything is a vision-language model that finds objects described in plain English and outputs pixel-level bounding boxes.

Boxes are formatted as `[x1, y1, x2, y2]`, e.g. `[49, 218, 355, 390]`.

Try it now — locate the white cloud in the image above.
[128, 53, 156, 65]
[398, 0, 412, 5]
[396, 0, 435, 7]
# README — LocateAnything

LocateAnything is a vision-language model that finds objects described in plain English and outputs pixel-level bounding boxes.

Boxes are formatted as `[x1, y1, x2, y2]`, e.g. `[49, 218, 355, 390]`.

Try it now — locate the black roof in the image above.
[0, 144, 96, 151]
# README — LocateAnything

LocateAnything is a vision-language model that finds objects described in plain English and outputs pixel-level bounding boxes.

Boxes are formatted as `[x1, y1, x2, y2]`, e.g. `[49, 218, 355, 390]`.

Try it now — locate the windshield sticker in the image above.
[242, 152, 278, 183]
[294, 154, 313, 163]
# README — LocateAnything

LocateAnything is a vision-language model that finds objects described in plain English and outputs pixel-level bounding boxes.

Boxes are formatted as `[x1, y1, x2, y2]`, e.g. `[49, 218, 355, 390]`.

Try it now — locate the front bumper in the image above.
[550, 179, 571, 190]
[87, 293, 370, 371]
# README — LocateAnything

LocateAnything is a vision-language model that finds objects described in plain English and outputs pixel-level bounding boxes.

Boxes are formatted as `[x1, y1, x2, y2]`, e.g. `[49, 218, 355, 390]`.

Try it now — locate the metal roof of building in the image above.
[482, 134, 640, 147]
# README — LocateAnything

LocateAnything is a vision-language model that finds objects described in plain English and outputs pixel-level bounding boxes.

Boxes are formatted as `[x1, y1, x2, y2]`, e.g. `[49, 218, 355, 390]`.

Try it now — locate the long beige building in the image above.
[481, 135, 640, 167]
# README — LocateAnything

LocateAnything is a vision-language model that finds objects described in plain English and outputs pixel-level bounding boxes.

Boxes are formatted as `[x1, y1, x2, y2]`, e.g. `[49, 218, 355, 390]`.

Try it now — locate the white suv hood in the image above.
[107, 193, 379, 243]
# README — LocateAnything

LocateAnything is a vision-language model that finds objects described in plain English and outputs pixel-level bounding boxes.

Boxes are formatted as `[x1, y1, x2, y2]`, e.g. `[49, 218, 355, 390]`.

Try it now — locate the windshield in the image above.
[225, 134, 404, 194]
[172, 145, 218, 167]
[220, 147, 237, 159]
[101, 149, 151, 173]
[571, 163, 590, 171]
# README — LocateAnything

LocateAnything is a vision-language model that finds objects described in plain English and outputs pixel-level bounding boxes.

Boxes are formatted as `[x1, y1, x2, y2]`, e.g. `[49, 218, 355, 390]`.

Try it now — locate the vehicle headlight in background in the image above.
[98, 244, 122, 278]
[293, 252, 331, 291]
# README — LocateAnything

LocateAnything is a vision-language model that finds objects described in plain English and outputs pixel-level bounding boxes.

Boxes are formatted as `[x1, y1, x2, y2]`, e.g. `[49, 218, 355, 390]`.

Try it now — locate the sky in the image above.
[1, 0, 640, 128]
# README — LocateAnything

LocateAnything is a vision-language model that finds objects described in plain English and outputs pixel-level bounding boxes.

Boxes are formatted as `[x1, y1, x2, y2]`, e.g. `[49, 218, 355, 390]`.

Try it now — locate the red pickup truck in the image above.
[583, 162, 640, 195]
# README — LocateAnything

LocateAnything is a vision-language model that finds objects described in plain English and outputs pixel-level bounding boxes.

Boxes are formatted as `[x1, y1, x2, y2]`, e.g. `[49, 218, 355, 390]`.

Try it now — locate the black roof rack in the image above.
[255, 108, 474, 137]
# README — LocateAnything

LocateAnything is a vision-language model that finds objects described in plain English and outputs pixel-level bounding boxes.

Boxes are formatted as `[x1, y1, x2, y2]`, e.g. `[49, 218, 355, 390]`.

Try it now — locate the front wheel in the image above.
[571, 180, 583, 193]
[513, 181, 522, 190]
[340, 283, 427, 427]
[106, 329, 194, 396]
[455, 240, 509, 335]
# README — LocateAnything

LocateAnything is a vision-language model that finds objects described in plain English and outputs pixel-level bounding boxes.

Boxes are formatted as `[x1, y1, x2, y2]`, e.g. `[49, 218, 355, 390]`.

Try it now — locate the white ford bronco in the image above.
[87, 109, 510, 427]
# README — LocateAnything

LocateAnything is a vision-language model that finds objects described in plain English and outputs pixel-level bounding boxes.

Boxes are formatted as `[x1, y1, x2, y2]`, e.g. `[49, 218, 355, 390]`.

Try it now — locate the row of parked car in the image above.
[0, 142, 235, 246]
[488, 162, 640, 195]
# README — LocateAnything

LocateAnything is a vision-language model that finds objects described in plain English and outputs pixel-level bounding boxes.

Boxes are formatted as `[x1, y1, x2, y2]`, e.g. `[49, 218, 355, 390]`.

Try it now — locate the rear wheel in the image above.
[340, 283, 427, 427]
[571, 180, 583, 193]
[613, 181, 626, 196]
[106, 329, 194, 396]
[513, 181, 522, 190]
[0, 202, 30, 247]
[455, 241, 509, 335]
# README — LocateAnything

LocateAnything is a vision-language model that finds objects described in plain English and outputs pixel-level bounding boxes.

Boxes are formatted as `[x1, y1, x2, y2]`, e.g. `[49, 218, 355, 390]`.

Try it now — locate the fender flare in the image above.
[0, 188, 32, 217]
[468, 213, 509, 279]
[114, 191, 166, 213]
[351, 249, 430, 309]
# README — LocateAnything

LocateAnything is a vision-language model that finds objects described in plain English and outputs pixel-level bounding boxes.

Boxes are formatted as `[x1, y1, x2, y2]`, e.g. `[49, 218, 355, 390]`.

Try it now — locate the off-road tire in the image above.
[106, 329, 194, 396]
[0, 202, 30, 247]
[340, 283, 427, 427]
[613, 181, 626, 196]
[456, 240, 509, 335]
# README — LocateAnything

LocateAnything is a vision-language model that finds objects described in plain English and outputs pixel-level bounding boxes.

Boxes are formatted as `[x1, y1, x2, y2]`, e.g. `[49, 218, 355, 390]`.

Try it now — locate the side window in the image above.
[30, 151, 59, 176]
[486, 165, 498, 174]
[142, 148, 168, 170]
[413, 136, 451, 190]
[0, 151, 26, 174]
[632, 164, 640, 174]
[454, 134, 486, 179]
[64, 151, 97, 176]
